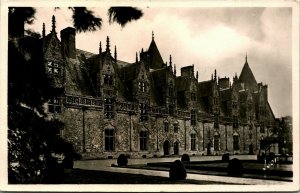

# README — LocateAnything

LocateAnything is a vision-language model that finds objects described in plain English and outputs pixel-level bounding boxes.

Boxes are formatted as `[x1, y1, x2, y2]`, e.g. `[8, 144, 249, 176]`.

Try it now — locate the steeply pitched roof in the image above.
[197, 80, 213, 97]
[148, 39, 164, 69]
[239, 57, 258, 90]
[176, 76, 190, 92]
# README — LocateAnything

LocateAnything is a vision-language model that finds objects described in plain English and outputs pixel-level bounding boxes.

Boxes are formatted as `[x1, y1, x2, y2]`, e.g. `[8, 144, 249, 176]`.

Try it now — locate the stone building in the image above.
[12, 16, 277, 159]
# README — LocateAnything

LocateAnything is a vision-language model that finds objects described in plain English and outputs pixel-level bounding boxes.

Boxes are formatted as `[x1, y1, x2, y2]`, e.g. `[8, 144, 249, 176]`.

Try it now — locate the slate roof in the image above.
[148, 39, 165, 69]
[239, 60, 258, 90]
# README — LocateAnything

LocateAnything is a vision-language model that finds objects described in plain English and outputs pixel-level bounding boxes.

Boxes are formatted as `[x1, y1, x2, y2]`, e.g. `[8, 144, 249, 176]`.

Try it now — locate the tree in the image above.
[9, 7, 143, 35]
[8, 6, 144, 183]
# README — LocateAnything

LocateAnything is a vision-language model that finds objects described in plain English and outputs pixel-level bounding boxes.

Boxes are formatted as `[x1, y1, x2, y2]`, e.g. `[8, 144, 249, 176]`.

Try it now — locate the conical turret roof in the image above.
[147, 32, 164, 69]
[238, 55, 257, 90]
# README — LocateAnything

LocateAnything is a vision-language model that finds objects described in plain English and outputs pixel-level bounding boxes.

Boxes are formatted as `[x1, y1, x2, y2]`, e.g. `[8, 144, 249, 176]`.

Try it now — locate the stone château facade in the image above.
[18, 16, 277, 159]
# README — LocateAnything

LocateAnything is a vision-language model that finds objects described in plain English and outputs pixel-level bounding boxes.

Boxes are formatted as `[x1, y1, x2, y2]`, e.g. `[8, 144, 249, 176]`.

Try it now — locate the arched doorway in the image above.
[163, 140, 170, 156]
[174, 141, 179, 155]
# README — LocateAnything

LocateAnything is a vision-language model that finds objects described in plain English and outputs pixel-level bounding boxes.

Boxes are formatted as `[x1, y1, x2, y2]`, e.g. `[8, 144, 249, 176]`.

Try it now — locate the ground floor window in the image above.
[105, 128, 114, 151]
[139, 130, 148, 151]
[233, 134, 239, 150]
[191, 133, 196, 151]
[214, 134, 220, 151]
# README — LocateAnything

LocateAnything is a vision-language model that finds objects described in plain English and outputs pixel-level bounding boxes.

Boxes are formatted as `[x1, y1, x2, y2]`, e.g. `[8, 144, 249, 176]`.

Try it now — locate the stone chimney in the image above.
[60, 27, 76, 59]
[181, 65, 194, 78]
[219, 77, 230, 89]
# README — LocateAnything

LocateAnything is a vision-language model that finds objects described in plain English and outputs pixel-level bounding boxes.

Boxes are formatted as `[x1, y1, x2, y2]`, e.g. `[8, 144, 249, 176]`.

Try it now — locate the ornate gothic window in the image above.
[48, 97, 61, 113]
[139, 103, 148, 121]
[47, 61, 60, 75]
[191, 110, 196, 126]
[104, 98, 114, 118]
[104, 128, 114, 151]
[104, 74, 113, 85]
[139, 130, 148, 151]
[191, 133, 196, 151]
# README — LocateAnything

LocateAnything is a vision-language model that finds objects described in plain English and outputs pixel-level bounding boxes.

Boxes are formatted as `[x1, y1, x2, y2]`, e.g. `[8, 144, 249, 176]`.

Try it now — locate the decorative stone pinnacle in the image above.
[51, 15, 56, 32]
[106, 36, 110, 54]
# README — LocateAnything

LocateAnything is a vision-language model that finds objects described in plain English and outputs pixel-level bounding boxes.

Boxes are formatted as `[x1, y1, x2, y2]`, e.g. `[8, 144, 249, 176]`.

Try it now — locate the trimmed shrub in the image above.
[169, 160, 187, 180]
[267, 152, 275, 163]
[222, 153, 230, 162]
[117, 154, 128, 166]
[227, 158, 243, 176]
[181, 154, 190, 164]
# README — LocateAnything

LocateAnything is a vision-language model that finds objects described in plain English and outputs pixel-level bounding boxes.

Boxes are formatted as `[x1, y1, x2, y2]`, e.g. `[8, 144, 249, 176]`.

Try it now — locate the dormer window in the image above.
[104, 74, 113, 86]
[139, 82, 146, 92]
[213, 97, 218, 105]
[47, 61, 60, 75]
[232, 101, 237, 109]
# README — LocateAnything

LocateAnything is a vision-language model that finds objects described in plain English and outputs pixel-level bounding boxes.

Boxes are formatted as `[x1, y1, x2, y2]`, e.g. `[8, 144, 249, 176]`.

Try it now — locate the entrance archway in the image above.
[163, 140, 170, 156]
[174, 141, 179, 155]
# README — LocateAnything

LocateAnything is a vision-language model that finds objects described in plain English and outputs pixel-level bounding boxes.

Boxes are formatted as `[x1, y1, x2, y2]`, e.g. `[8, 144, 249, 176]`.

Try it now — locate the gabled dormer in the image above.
[42, 15, 64, 88]
[133, 61, 150, 102]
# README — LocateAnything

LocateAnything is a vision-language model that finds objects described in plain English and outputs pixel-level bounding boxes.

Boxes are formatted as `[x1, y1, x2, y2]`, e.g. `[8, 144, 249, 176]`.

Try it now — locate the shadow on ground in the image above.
[61, 169, 232, 184]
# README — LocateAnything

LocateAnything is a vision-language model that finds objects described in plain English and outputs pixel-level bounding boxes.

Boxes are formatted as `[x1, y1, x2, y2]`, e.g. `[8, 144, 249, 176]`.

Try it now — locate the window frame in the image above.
[191, 110, 196, 126]
[104, 128, 115, 151]
[191, 133, 196, 151]
[139, 130, 148, 151]
[48, 96, 62, 114]
[104, 98, 114, 119]
[47, 61, 61, 76]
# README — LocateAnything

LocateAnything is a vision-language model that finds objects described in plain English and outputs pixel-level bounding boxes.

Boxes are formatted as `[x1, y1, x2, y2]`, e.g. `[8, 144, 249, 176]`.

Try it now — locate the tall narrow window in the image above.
[104, 98, 114, 118]
[260, 122, 265, 133]
[164, 121, 169, 132]
[214, 134, 220, 151]
[191, 133, 196, 151]
[139, 82, 146, 92]
[48, 97, 61, 113]
[105, 128, 114, 151]
[139, 131, 148, 151]
[139, 103, 148, 121]
[214, 97, 218, 105]
[191, 92, 196, 101]
[233, 116, 239, 128]
[104, 74, 113, 85]
[233, 134, 239, 150]
[168, 105, 174, 116]
[169, 86, 173, 97]
[174, 123, 179, 133]
[191, 110, 196, 126]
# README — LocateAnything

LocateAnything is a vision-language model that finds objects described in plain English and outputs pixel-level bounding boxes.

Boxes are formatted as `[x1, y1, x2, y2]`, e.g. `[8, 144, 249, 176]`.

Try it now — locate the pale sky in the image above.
[26, 7, 293, 117]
